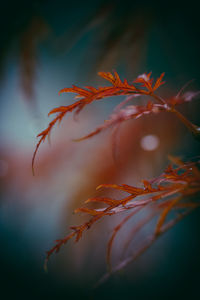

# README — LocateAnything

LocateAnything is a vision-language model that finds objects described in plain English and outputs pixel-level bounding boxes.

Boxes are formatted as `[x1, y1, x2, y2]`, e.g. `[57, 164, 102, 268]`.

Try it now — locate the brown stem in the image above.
[172, 109, 200, 140]
[151, 93, 200, 141]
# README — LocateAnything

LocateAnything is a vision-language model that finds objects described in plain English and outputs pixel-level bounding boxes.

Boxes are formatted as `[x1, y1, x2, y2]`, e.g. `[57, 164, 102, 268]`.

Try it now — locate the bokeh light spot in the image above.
[140, 134, 160, 151]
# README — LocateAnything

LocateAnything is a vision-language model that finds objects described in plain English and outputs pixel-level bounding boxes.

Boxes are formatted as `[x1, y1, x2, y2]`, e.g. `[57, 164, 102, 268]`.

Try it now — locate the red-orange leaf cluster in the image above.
[32, 71, 166, 172]
[33, 70, 200, 173]
[32, 69, 200, 283]
[45, 159, 200, 275]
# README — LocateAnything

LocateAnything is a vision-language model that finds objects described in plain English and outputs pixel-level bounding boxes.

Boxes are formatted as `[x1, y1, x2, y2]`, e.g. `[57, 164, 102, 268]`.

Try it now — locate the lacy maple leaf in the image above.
[32, 70, 200, 285]
[32, 71, 165, 173]
[45, 159, 200, 279]
[32, 71, 200, 173]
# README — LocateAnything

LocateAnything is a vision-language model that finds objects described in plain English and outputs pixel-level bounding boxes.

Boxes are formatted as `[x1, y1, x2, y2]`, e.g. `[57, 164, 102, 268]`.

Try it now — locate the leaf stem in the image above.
[151, 93, 200, 141]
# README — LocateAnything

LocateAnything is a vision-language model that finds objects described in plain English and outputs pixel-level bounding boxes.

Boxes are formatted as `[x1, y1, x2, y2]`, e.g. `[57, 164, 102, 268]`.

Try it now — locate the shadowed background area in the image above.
[0, 0, 200, 299]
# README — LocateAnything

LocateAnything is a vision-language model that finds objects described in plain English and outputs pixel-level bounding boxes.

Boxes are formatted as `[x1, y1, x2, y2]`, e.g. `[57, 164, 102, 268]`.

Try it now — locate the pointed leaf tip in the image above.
[96, 184, 103, 190]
